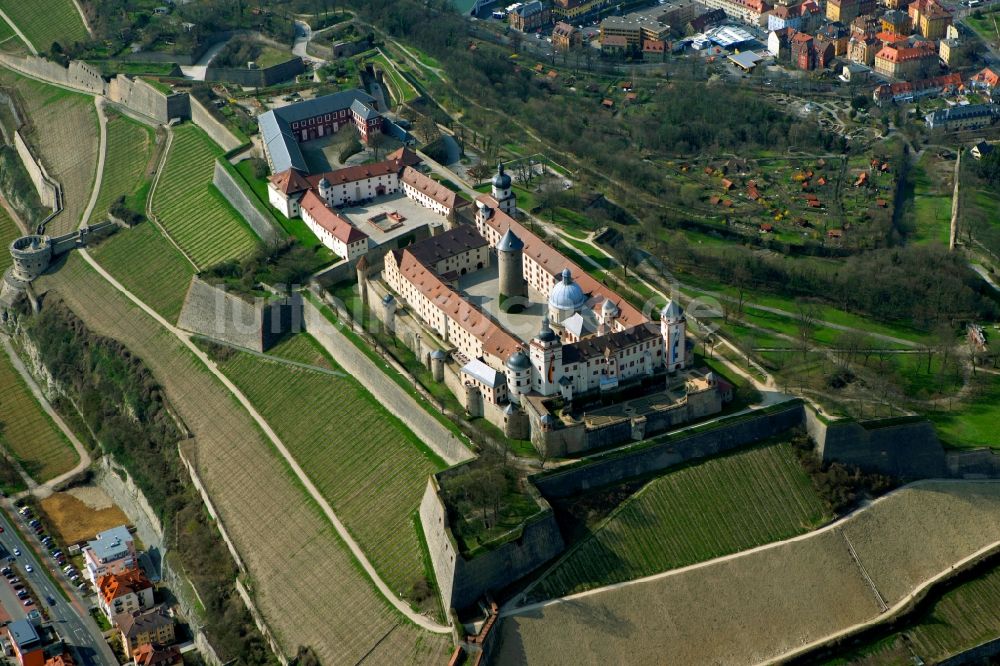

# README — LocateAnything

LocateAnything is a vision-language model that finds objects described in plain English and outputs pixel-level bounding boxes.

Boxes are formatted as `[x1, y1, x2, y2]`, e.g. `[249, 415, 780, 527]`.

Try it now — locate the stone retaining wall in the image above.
[205, 58, 305, 87]
[212, 160, 279, 243]
[107, 75, 190, 123]
[191, 97, 243, 152]
[0, 54, 106, 95]
[13, 131, 58, 210]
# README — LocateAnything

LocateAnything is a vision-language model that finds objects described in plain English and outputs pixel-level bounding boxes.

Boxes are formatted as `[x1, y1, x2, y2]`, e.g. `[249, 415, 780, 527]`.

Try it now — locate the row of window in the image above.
[291, 110, 349, 130]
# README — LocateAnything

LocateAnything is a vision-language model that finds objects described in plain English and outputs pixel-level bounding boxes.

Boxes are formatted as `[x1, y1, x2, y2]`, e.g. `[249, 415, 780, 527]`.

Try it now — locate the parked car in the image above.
[76, 583, 87, 591]
[46, 596, 55, 607]
[2, 567, 11, 576]
[22, 599, 32, 607]
[24, 565, 32, 574]
[12, 548, 20, 557]
[62, 565, 74, 573]
[28, 520, 39, 528]
[0, 525, 5, 533]
[16, 590, 28, 599]
[12, 584, 23, 591]
[70, 575, 80, 583]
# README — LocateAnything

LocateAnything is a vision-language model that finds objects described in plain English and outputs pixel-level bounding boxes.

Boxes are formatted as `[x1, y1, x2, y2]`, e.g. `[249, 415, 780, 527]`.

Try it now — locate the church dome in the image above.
[549, 268, 586, 313]
[492, 161, 511, 189]
[506, 349, 532, 371]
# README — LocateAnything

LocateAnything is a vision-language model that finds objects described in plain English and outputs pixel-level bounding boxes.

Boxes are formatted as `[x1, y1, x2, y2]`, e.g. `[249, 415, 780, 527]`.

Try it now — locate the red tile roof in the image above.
[400, 167, 466, 210]
[269, 168, 311, 195]
[98, 568, 152, 606]
[300, 190, 367, 244]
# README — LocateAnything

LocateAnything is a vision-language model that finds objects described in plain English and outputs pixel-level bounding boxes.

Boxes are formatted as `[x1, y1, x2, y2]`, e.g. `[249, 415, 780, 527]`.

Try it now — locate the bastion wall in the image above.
[108, 75, 190, 123]
[212, 161, 279, 243]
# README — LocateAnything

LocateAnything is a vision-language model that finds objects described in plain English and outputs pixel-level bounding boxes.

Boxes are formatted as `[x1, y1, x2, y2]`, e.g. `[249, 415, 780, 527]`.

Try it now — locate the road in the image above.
[0, 507, 118, 666]
[179, 38, 232, 81]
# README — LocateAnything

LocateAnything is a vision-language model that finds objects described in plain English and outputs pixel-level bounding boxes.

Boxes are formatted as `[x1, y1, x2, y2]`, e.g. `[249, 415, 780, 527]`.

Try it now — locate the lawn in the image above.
[152, 124, 260, 268]
[928, 374, 1000, 449]
[965, 8, 1000, 48]
[89, 221, 195, 323]
[216, 344, 446, 606]
[0, 0, 89, 52]
[0, 347, 79, 483]
[530, 440, 830, 601]
[906, 154, 952, 246]
[89, 113, 155, 225]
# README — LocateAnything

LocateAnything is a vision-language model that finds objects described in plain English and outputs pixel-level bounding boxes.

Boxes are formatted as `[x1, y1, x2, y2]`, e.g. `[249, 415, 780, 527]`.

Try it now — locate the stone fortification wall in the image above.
[806, 410, 948, 479]
[945, 448, 1000, 478]
[939, 637, 1000, 666]
[302, 296, 473, 465]
[191, 97, 243, 152]
[177, 277, 301, 352]
[13, 131, 58, 210]
[0, 54, 106, 95]
[212, 161, 279, 243]
[420, 475, 564, 613]
[108, 75, 190, 123]
[205, 58, 305, 87]
[534, 402, 806, 499]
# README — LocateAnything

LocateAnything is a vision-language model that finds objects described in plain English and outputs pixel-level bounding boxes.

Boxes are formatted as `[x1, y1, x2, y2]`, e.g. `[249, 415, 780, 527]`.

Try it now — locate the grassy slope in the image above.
[153, 124, 259, 268]
[216, 347, 445, 602]
[88, 114, 154, 224]
[533, 441, 830, 601]
[0, 0, 88, 51]
[266, 333, 334, 370]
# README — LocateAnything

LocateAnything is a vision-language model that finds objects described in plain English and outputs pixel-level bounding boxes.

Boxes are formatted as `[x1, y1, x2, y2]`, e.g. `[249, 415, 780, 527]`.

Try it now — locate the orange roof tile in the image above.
[300, 190, 367, 244]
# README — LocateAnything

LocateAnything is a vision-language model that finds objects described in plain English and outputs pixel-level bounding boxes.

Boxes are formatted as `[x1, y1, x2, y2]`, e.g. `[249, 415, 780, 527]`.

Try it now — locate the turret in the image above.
[491, 161, 516, 215]
[661, 299, 686, 372]
[382, 293, 396, 333]
[318, 177, 332, 203]
[505, 348, 532, 405]
[497, 226, 527, 311]
[356, 255, 369, 309]
[529, 315, 562, 396]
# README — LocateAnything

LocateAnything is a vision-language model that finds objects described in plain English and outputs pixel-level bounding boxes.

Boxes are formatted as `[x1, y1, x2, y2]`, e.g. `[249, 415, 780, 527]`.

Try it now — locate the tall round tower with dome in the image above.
[497, 226, 527, 310]
[491, 161, 516, 215]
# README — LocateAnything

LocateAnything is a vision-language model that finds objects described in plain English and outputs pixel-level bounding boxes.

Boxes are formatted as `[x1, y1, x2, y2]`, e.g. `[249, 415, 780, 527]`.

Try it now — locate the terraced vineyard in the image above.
[216, 347, 444, 603]
[0, 0, 89, 52]
[0, 203, 21, 272]
[34, 254, 452, 665]
[266, 333, 335, 370]
[89, 222, 194, 322]
[152, 124, 259, 268]
[532, 441, 831, 601]
[0, 71, 98, 235]
[88, 114, 155, 224]
[0, 347, 78, 482]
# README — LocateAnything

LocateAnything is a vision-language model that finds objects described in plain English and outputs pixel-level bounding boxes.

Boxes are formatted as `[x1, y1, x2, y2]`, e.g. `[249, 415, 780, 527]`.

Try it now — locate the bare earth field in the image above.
[497, 481, 1000, 666]
[39, 488, 129, 545]
[33, 254, 451, 665]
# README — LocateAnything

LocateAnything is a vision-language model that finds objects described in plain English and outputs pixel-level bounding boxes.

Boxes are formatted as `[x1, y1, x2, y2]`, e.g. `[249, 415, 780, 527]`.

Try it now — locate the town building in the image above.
[938, 33, 967, 67]
[847, 33, 880, 64]
[599, 15, 670, 49]
[908, 0, 951, 39]
[7, 620, 43, 666]
[116, 606, 176, 655]
[873, 72, 962, 104]
[792, 32, 829, 69]
[551, 0, 614, 20]
[600, 34, 629, 55]
[510, 1, 551, 31]
[768, 27, 797, 58]
[661, 1, 701, 28]
[257, 89, 383, 173]
[925, 104, 1000, 130]
[817, 21, 851, 55]
[699, 0, 771, 25]
[768, 1, 821, 31]
[880, 9, 911, 34]
[132, 645, 182, 666]
[44, 654, 74, 666]
[970, 67, 999, 93]
[98, 568, 155, 624]
[688, 8, 728, 32]
[874, 42, 938, 79]
[83, 525, 136, 583]
[971, 140, 994, 160]
[552, 22, 582, 49]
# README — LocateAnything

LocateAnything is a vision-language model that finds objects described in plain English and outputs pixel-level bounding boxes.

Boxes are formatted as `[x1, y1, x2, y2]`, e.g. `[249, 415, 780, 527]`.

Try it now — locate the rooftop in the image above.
[86, 525, 132, 563]
[115, 605, 173, 639]
[407, 225, 488, 267]
[7, 619, 39, 650]
[339, 192, 448, 246]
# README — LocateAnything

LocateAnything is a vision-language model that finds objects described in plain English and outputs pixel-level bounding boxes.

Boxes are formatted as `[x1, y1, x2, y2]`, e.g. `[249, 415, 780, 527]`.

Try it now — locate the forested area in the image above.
[17, 298, 275, 666]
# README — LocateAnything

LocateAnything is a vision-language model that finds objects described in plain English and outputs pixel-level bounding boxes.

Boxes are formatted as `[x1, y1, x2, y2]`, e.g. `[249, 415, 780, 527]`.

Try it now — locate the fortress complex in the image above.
[267, 147, 471, 261]
[380, 164, 727, 449]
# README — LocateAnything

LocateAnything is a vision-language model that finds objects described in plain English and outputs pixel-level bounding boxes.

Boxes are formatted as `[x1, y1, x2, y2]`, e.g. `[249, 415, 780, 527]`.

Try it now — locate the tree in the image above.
[468, 161, 492, 186]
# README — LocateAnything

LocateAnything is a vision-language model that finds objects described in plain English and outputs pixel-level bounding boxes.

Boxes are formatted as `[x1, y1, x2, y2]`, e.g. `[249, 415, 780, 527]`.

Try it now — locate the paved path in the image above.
[972, 263, 1000, 293]
[0, 10, 36, 54]
[180, 38, 231, 81]
[79, 97, 107, 228]
[1, 338, 90, 497]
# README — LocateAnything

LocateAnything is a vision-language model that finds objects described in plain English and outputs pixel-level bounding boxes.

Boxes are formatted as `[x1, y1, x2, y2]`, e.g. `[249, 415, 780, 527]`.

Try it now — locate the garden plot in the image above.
[499, 481, 1000, 666]
[531, 441, 830, 601]
[0, 72, 98, 235]
[33, 254, 451, 666]
[0, 0, 88, 52]
[0, 346, 78, 483]
[216, 349, 445, 606]
[152, 124, 259, 268]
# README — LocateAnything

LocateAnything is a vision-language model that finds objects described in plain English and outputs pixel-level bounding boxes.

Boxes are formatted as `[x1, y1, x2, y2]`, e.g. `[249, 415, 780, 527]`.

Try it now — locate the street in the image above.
[0, 507, 118, 666]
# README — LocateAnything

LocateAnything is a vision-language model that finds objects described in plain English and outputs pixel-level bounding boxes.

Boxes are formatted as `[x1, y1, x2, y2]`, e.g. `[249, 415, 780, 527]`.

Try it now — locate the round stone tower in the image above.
[9, 235, 53, 283]
[497, 226, 527, 311]
[430, 349, 447, 382]
[381, 293, 396, 333]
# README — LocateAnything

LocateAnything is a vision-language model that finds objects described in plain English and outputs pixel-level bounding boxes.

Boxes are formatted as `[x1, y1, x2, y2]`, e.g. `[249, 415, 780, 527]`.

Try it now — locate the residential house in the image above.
[98, 568, 155, 625]
[132, 645, 182, 666]
[925, 104, 1000, 130]
[970, 67, 999, 93]
[769, 27, 797, 58]
[939, 35, 966, 67]
[510, 1, 551, 32]
[880, 8, 911, 34]
[83, 526, 136, 583]
[841, 62, 871, 80]
[791, 31, 816, 69]
[116, 606, 176, 655]
[600, 34, 629, 55]
[847, 34, 880, 64]
[827, 0, 875, 25]
[874, 42, 938, 79]
[817, 21, 851, 55]
[908, 0, 951, 39]
[44, 654, 74, 666]
[971, 140, 993, 160]
[699, 0, 772, 26]
[873, 72, 962, 104]
[7, 620, 43, 666]
[552, 22, 582, 49]
[767, 1, 820, 31]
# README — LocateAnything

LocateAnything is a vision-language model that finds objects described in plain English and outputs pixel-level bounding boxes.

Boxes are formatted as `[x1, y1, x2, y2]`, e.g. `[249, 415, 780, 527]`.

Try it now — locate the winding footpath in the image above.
[0, 10, 36, 54]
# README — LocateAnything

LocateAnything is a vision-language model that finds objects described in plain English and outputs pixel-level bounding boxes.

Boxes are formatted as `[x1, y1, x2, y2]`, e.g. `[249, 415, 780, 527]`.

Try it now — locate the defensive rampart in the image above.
[204, 58, 305, 87]
[177, 277, 303, 352]
[107, 75, 190, 123]
[13, 131, 59, 211]
[0, 54, 106, 95]
[212, 161, 279, 243]
[190, 96, 244, 152]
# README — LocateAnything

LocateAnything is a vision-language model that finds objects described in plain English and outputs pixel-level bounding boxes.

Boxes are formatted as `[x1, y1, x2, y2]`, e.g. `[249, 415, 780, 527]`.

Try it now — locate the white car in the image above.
[24, 565, 32, 573]
[12, 548, 20, 557]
